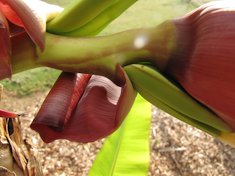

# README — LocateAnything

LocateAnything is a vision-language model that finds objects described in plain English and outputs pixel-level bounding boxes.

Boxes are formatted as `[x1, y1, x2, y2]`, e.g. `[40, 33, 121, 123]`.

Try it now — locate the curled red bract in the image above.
[31, 67, 136, 143]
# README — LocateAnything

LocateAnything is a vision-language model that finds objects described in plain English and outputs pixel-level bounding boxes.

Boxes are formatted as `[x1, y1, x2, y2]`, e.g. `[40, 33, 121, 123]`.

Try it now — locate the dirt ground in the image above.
[1, 90, 235, 176]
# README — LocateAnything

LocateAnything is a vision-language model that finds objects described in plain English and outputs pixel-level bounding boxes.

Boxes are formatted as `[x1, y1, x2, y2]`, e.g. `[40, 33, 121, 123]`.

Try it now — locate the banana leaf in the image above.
[89, 94, 151, 176]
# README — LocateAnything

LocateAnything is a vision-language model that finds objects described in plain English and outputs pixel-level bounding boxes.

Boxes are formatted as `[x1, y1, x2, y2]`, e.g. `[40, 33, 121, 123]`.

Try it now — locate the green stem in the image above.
[38, 21, 176, 84]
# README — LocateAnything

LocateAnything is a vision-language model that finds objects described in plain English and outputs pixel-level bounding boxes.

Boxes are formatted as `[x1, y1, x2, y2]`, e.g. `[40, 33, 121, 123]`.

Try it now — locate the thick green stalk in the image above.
[35, 22, 176, 84]
[9, 21, 176, 84]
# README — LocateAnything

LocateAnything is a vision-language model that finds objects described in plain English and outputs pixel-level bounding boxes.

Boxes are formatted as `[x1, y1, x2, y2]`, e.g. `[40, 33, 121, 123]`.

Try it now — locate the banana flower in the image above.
[1, 0, 235, 146]
[123, 0, 235, 145]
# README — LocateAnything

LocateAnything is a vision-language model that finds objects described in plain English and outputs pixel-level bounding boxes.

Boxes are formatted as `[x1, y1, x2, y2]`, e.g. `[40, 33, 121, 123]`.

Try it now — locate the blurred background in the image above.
[1, 0, 235, 176]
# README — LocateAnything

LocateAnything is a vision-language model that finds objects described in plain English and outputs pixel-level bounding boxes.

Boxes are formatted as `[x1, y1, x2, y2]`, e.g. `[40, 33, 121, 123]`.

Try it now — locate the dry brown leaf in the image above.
[0, 87, 43, 176]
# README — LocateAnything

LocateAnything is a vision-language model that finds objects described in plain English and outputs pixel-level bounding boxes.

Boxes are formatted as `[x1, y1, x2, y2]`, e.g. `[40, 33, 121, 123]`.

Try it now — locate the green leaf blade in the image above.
[89, 95, 151, 176]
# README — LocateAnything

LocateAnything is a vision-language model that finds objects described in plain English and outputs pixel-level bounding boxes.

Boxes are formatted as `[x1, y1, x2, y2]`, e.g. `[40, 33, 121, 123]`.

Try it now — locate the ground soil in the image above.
[1, 90, 235, 176]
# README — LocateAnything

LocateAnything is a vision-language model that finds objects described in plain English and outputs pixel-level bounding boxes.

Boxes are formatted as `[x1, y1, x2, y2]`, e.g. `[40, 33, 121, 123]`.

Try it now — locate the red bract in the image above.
[0, 0, 45, 50]
[165, 1, 235, 129]
[31, 67, 136, 143]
